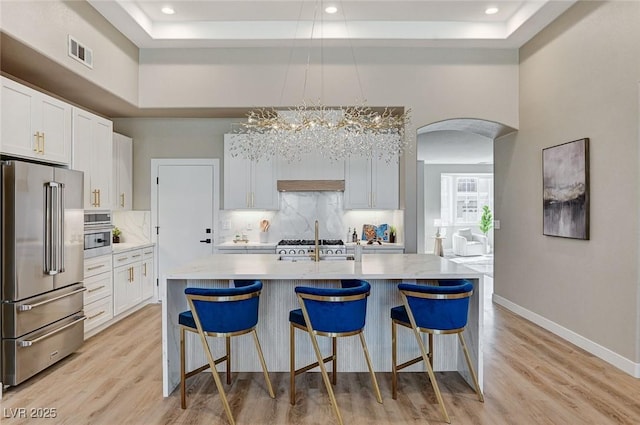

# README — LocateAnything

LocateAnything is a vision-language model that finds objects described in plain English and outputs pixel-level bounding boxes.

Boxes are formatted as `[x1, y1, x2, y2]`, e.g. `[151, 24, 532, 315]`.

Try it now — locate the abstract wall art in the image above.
[542, 138, 590, 240]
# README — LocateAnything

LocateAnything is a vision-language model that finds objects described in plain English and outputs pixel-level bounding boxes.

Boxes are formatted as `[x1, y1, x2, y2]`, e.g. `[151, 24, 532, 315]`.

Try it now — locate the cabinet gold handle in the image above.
[120, 193, 125, 208]
[33, 132, 40, 152]
[129, 267, 133, 282]
[252, 192, 255, 207]
[87, 264, 105, 271]
[143, 263, 147, 277]
[40, 132, 45, 153]
[97, 189, 101, 207]
[88, 310, 106, 320]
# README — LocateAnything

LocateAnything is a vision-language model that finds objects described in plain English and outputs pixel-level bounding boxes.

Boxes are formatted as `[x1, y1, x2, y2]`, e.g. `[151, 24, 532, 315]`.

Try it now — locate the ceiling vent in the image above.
[68, 35, 93, 69]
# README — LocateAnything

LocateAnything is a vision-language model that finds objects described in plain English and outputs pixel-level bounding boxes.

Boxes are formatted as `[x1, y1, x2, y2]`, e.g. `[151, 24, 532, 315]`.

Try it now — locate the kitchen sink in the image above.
[278, 254, 355, 262]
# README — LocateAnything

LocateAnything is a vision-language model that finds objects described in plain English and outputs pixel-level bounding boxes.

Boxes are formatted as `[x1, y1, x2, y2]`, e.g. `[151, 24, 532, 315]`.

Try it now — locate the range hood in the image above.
[277, 180, 345, 192]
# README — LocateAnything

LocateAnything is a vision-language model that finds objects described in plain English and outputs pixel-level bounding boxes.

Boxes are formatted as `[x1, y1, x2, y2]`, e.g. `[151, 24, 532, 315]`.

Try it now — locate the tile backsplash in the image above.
[218, 192, 403, 244]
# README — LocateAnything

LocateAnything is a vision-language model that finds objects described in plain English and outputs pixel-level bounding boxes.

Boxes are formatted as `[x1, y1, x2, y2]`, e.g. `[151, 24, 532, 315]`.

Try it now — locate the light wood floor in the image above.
[2, 297, 640, 425]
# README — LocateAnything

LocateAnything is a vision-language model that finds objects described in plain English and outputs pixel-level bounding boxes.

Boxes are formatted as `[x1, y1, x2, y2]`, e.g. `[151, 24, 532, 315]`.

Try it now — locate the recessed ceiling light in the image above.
[161, 6, 175, 15]
[485, 7, 499, 15]
[325, 5, 338, 14]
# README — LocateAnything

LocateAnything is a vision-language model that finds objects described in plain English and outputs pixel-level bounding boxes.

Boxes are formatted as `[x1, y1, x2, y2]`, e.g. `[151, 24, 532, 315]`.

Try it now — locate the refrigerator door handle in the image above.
[44, 182, 53, 275]
[58, 182, 65, 273]
[45, 181, 61, 275]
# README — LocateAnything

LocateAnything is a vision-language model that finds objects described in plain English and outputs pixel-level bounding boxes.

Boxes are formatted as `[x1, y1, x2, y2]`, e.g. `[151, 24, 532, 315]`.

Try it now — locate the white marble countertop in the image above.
[112, 241, 155, 254]
[165, 253, 482, 280]
[216, 241, 277, 249]
[344, 242, 405, 250]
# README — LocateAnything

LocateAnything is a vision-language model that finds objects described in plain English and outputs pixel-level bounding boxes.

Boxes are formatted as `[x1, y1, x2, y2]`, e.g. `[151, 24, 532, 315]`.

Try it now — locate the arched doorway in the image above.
[416, 118, 516, 300]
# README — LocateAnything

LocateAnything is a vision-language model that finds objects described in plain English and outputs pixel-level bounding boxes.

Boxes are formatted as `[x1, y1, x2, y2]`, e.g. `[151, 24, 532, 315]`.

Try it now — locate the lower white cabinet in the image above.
[83, 255, 113, 337]
[113, 249, 144, 316]
[83, 245, 155, 338]
[142, 248, 155, 300]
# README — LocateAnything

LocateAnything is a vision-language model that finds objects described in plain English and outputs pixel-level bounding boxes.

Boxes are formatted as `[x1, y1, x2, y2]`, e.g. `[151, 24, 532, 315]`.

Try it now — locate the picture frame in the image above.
[542, 138, 590, 240]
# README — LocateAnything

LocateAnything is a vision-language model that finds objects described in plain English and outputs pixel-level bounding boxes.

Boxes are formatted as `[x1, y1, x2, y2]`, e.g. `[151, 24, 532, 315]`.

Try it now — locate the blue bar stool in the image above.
[289, 279, 382, 425]
[179, 280, 275, 425]
[391, 280, 484, 424]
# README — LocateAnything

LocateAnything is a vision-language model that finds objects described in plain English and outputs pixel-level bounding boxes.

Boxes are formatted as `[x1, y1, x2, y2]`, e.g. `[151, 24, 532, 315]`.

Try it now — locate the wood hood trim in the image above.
[277, 180, 345, 192]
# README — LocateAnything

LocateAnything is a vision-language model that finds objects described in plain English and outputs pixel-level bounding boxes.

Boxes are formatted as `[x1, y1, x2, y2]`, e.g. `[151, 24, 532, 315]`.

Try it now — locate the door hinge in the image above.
[156, 177, 159, 184]
[156, 278, 159, 287]
[156, 226, 159, 235]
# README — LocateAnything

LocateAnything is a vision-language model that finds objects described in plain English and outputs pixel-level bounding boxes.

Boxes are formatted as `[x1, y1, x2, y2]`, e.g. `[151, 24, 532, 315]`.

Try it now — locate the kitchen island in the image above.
[162, 253, 484, 397]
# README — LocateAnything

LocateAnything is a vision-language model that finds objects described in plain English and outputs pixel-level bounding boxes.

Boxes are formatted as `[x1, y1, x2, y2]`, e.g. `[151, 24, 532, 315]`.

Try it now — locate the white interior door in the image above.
[152, 159, 219, 302]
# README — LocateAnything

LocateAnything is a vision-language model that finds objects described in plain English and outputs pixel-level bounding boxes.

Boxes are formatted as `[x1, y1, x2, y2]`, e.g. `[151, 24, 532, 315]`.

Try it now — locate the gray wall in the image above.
[113, 118, 242, 209]
[424, 164, 493, 252]
[495, 1, 640, 363]
[0, 0, 139, 105]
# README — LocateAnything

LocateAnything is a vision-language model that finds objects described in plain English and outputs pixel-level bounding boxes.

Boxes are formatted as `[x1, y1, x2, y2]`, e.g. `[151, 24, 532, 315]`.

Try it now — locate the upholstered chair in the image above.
[391, 280, 484, 423]
[179, 280, 275, 425]
[289, 279, 382, 425]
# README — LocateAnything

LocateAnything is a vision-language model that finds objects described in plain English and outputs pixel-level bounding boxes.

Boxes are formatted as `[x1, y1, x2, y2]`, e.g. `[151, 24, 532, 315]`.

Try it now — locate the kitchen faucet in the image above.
[314, 220, 320, 262]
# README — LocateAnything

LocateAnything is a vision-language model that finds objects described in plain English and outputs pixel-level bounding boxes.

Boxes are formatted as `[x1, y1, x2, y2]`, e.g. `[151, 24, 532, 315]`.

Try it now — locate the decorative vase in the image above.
[389, 233, 396, 243]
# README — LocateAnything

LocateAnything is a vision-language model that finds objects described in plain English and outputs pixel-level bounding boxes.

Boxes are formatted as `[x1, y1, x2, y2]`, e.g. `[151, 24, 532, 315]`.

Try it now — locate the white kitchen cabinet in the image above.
[141, 247, 155, 300]
[224, 134, 278, 209]
[344, 154, 399, 209]
[112, 132, 133, 210]
[1, 77, 72, 165]
[113, 250, 143, 316]
[83, 254, 113, 337]
[72, 107, 113, 209]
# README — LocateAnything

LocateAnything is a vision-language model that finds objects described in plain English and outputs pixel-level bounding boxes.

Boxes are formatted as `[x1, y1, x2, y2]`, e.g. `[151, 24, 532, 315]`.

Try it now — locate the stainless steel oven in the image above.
[84, 211, 113, 259]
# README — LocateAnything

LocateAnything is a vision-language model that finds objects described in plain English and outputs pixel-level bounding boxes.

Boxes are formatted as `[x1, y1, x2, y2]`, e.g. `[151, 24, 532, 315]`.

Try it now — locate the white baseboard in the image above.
[493, 294, 640, 378]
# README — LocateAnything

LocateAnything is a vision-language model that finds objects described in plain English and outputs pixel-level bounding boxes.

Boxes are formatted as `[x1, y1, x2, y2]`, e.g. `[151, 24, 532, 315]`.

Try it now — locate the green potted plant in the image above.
[479, 205, 493, 235]
[389, 226, 397, 243]
[112, 227, 122, 243]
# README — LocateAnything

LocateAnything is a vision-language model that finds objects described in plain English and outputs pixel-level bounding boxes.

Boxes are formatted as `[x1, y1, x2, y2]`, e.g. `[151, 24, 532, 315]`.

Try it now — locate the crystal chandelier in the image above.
[231, 1, 412, 164]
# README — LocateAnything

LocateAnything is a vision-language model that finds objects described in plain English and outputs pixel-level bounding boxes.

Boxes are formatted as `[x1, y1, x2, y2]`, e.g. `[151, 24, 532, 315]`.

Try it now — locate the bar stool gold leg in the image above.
[392, 321, 398, 400]
[252, 329, 275, 398]
[332, 337, 337, 385]
[459, 333, 484, 402]
[428, 333, 434, 367]
[359, 332, 382, 403]
[308, 330, 344, 425]
[180, 327, 187, 409]
[411, 325, 450, 424]
[290, 323, 296, 405]
[198, 331, 235, 425]
[226, 336, 231, 385]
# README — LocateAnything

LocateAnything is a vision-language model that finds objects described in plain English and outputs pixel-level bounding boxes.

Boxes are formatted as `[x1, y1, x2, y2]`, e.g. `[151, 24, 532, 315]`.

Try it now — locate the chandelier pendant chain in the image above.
[232, 0, 413, 164]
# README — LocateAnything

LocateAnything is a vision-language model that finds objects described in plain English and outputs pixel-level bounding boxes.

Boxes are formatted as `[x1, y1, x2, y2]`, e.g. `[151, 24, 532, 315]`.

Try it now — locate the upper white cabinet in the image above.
[224, 134, 278, 210]
[1, 77, 72, 165]
[72, 107, 113, 209]
[344, 154, 399, 209]
[112, 132, 133, 210]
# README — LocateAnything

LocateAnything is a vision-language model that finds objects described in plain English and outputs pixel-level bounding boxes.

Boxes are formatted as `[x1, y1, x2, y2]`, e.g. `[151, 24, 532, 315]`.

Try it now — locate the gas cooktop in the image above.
[277, 239, 344, 246]
[276, 239, 346, 255]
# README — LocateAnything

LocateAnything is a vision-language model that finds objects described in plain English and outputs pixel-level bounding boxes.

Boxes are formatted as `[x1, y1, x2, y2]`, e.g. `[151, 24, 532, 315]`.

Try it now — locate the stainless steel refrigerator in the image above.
[1, 160, 86, 386]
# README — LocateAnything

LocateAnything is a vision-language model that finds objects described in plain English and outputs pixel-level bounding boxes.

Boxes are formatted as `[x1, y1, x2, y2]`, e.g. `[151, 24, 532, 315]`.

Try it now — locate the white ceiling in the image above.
[88, 0, 577, 49]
